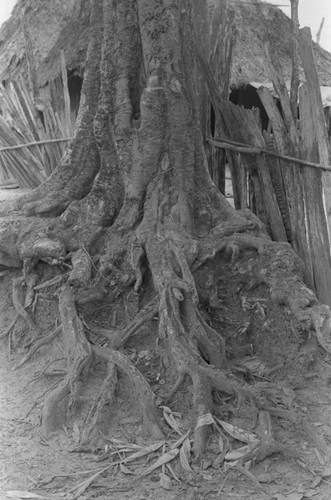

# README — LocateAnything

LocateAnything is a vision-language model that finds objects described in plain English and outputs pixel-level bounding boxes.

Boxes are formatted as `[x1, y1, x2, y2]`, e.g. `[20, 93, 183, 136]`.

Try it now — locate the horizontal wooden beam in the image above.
[0, 138, 73, 153]
[207, 137, 331, 171]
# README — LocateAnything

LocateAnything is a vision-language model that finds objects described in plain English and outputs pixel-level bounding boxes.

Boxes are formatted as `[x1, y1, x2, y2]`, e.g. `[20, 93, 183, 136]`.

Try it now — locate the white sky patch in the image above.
[264, 0, 331, 53]
[0, 0, 16, 27]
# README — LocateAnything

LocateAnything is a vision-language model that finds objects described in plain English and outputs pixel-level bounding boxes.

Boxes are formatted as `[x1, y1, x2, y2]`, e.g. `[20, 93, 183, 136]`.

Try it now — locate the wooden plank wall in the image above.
[198, 24, 331, 304]
[257, 28, 331, 305]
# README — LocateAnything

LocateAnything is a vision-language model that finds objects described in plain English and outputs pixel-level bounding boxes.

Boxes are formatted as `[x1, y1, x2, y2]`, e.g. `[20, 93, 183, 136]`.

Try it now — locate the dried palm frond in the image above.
[0, 71, 73, 188]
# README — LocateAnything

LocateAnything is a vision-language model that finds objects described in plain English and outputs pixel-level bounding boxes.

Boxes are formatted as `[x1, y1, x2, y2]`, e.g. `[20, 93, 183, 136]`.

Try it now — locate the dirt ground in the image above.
[1, 189, 331, 500]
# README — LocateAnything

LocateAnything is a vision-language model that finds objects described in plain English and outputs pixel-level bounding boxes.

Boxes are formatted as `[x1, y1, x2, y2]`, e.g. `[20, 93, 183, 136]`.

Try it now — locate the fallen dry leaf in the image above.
[216, 419, 258, 444]
[179, 437, 193, 472]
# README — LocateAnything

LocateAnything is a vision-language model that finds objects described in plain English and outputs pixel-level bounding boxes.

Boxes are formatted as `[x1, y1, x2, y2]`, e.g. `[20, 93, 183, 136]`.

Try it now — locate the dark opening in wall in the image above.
[229, 84, 269, 131]
[210, 103, 216, 137]
[67, 72, 83, 121]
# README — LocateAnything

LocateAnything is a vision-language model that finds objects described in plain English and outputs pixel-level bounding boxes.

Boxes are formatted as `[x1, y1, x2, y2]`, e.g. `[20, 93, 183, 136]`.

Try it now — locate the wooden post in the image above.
[209, 1, 237, 204]
[60, 50, 72, 138]
[298, 28, 331, 305]
[223, 101, 288, 242]
[299, 84, 331, 305]
[298, 28, 330, 166]
[257, 85, 314, 289]
[290, 0, 300, 121]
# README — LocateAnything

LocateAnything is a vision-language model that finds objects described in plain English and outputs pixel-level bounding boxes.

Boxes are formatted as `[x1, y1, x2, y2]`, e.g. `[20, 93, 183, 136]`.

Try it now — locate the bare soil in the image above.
[1, 190, 331, 500]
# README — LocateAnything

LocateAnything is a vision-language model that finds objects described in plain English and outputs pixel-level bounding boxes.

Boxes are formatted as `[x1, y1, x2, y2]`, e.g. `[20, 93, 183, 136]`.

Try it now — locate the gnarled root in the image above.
[41, 284, 93, 435]
[12, 277, 43, 341]
[93, 345, 164, 440]
[79, 361, 117, 448]
[146, 232, 246, 456]
[90, 296, 158, 349]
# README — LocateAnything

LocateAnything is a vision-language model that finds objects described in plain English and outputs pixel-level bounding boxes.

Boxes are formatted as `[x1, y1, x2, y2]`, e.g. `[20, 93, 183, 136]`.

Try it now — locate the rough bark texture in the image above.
[1, 0, 330, 458]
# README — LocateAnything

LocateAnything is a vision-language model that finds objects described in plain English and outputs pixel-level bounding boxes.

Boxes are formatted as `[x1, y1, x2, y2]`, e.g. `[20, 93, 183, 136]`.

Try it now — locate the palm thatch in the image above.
[0, 0, 330, 92]
[0, 0, 80, 83]
[0, 78, 73, 188]
[0, 0, 88, 86]
[229, 0, 331, 87]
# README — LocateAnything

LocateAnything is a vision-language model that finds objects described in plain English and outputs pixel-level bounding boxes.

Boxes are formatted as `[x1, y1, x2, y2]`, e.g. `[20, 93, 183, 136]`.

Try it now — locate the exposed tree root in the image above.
[89, 296, 158, 349]
[0, 0, 330, 473]
[41, 284, 93, 435]
[12, 277, 43, 341]
[93, 345, 164, 440]
[18, 1, 104, 219]
[244, 411, 299, 464]
[69, 249, 93, 288]
[3, 197, 328, 458]
[24, 272, 38, 308]
[228, 411, 300, 491]
[78, 361, 117, 448]
[26, 379, 65, 420]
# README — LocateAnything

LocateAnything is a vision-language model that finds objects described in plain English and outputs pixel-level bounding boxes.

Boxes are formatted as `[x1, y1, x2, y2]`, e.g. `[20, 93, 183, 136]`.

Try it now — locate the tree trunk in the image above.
[1, 0, 330, 459]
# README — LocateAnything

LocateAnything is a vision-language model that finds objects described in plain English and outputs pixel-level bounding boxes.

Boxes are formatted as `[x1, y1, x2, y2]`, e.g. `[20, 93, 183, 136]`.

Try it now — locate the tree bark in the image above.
[0, 0, 330, 458]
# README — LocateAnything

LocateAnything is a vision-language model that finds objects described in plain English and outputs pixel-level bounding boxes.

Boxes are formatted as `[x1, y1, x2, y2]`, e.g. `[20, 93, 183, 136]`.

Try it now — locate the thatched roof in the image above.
[0, 0, 330, 88]
[0, 0, 88, 86]
[230, 0, 331, 88]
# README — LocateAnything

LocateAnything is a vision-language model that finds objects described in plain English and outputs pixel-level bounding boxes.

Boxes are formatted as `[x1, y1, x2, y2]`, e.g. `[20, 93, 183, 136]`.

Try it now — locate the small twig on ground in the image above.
[34, 273, 70, 291]
[14, 325, 62, 369]
[25, 379, 62, 418]
[24, 357, 66, 387]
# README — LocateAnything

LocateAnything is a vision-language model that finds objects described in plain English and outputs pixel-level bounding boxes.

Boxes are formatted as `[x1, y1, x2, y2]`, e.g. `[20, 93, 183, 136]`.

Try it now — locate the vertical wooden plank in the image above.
[250, 171, 266, 225]
[220, 101, 287, 241]
[298, 28, 331, 305]
[299, 84, 331, 305]
[263, 130, 291, 241]
[298, 28, 329, 165]
[289, 0, 300, 121]
[209, 1, 238, 206]
[228, 150, 247, 210]
[264, 41, 300, 154]
[257, 86, 314, 288]
[217, 148, 226, 195]
[60, 50, 72, 137]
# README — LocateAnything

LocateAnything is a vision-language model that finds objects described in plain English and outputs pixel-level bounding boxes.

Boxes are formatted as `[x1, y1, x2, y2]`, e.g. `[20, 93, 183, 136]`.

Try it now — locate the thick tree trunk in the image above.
[1, 0, 330, 460]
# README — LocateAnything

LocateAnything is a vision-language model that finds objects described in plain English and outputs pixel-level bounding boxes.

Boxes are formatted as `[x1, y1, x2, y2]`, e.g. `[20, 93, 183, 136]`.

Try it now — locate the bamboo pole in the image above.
[207, 138, 331, 171]
[0, 138, 73, 153]
[316, 17, 325, 46]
